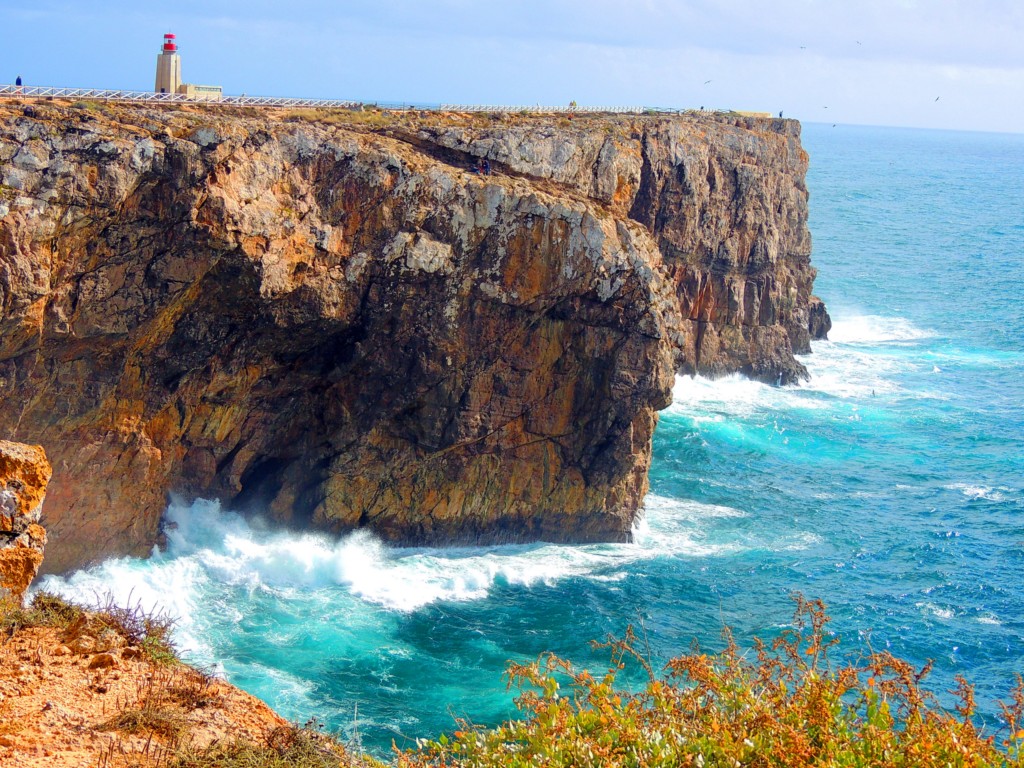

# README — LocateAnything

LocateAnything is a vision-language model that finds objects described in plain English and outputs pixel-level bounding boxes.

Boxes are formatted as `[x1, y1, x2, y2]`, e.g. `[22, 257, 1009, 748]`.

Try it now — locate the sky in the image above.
[2, 0, 1022, 133]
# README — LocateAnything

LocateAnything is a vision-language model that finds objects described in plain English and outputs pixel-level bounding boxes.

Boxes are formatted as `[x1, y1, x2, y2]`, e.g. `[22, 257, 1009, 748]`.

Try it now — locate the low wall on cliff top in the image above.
[0, 102, 828, 573]
[0, 82, 734, 115]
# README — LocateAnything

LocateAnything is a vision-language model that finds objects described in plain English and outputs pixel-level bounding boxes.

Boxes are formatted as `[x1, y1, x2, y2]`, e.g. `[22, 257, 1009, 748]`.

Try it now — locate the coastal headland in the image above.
[0, 102, 829, 573]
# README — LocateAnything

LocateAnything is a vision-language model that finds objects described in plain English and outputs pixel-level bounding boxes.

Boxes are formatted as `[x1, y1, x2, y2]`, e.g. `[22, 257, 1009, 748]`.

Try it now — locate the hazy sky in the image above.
[3, 0, 1022, 133]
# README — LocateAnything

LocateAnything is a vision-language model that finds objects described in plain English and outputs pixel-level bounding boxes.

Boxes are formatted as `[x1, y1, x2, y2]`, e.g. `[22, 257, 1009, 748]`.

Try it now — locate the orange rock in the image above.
[0, 442, 50, 603]
[87, 653, 118, 670]
[0, 548, 44, 606]
[0, 442, 51, 521]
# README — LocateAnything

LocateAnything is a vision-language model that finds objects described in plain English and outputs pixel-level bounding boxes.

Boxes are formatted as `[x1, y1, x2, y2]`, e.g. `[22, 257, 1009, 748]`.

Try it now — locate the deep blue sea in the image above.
[39, 123, 1024, 755]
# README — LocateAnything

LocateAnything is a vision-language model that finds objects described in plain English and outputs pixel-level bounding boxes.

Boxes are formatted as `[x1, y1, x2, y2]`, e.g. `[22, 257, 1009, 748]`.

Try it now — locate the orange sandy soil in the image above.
[0, 625, 288, 767]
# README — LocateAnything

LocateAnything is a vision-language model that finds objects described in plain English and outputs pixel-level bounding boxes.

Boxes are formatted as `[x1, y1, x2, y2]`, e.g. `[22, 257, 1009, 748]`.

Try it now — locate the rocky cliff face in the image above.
[0, 440, 51, 602]
[407, 114, 823, 381]
[0, 102, 828, 572]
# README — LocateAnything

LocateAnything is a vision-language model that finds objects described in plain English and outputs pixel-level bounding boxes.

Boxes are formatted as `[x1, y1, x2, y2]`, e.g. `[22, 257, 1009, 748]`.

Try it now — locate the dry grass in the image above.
[2, 592, 340, 767]
[281, 108, 402, 130]
[97, 660, 219, 751]
[169, 723, 357, 768]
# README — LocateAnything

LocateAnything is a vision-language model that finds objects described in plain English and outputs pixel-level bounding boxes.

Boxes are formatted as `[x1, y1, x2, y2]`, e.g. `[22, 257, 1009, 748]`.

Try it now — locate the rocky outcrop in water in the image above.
[808, 296, 832, 341]
[0, 440, 51, 602]
[0, 102, 828, 572]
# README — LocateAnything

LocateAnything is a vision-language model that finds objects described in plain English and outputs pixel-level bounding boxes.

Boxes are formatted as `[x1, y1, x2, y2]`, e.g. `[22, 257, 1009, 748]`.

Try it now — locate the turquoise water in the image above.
[39, 123, 1024, 754]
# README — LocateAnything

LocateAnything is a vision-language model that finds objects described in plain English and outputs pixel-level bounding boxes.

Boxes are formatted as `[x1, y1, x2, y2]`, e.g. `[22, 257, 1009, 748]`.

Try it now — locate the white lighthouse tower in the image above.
[154, 33, 182, 94]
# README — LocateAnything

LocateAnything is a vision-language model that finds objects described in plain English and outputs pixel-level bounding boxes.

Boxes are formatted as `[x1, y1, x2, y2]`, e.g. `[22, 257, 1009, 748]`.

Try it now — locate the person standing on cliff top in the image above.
[15, 75, 22, 93]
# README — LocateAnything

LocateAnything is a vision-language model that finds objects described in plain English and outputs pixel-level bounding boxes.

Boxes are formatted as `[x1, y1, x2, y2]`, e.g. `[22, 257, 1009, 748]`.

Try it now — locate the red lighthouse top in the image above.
[162, 33, 177, 53]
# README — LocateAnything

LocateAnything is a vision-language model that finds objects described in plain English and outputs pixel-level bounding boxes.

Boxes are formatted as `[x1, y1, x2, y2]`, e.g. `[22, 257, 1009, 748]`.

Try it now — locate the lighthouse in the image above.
[155, 33, 182, 94]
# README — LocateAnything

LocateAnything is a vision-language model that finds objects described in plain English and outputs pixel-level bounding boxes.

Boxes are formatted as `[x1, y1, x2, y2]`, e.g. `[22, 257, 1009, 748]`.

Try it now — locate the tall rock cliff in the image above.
[0, 102, 828, 572]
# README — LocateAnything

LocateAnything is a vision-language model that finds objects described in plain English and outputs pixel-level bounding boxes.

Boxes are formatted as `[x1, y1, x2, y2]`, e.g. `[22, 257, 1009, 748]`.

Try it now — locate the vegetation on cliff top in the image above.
[4, 593, 1023, 766]
[1, 590, 176, 664]
[398, 597, 1024, 768]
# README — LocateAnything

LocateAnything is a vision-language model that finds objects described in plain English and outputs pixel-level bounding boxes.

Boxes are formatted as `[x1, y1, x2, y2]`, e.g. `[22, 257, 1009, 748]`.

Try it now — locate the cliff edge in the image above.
[0, 103, 829, 572]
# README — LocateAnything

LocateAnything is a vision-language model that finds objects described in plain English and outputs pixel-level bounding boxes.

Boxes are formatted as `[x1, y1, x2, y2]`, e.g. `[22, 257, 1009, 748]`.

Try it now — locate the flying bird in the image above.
[704, 80, 712, 85]
[935, 96, 941, 101]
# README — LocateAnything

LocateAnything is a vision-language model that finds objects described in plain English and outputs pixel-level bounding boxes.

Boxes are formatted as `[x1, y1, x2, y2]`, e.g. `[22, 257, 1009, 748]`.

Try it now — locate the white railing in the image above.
[0, 85, 658, 114]
[440, 104, 645, 114]
[0, 84, 362, 109]
[2, 86, 773, 119]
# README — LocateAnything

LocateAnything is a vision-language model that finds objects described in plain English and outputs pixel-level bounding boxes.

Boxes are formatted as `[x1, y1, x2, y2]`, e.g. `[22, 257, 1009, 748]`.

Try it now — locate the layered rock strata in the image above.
[0, 440, 51, 602]
[407, 115, 827, 381]
[0, 103, 828, 572]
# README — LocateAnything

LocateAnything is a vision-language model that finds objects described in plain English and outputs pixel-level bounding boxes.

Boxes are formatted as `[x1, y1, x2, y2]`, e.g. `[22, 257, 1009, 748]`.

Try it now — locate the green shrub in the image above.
[0, 590, 177, 663]
[0, 590, 83, 634]
[400, 596, 1024, 767]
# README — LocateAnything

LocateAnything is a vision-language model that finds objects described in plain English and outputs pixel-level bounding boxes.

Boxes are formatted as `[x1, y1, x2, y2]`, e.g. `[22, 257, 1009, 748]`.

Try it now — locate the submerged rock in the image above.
[0, 104, 828, 572]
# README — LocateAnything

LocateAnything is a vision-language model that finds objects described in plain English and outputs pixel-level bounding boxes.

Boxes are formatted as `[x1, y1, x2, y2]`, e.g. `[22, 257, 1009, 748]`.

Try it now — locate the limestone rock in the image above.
[0, 441, 51, 603]
[0, 104, 828, 572]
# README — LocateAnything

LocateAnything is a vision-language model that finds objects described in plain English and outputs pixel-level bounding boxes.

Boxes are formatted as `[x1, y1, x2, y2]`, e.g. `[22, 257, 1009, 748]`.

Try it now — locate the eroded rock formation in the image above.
[409, 115, 827, 381]
[0, 103, 828, 572]
[0, 440, 51, 602]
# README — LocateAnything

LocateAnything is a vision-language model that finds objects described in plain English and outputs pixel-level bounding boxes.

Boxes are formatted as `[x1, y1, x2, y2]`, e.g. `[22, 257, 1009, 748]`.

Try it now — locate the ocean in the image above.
[38, 122, 1024, 755]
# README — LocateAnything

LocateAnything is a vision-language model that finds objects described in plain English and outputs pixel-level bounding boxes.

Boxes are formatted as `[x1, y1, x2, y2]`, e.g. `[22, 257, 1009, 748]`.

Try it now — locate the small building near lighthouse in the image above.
[154, 33, 222, 101]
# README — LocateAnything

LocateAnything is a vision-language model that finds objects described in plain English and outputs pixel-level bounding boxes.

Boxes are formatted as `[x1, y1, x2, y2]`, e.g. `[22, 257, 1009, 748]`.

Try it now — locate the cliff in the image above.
[0, 102, 828, 573]
[0, 440, 51, 603]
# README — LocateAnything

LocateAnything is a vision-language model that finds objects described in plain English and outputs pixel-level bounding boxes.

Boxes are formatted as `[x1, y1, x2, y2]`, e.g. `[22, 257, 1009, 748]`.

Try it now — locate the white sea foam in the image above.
[917, 602, 955, 620]
[38, 493, 817, 621]
[36, 553, 211, 656]
[777, 532, 824, 551]
[945, 483, 1014, 502]
[827, 314, 934, 344]
[802, 316, 944, 398]
[668, 373, 816, 418]
[669, 314, 942, 414]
